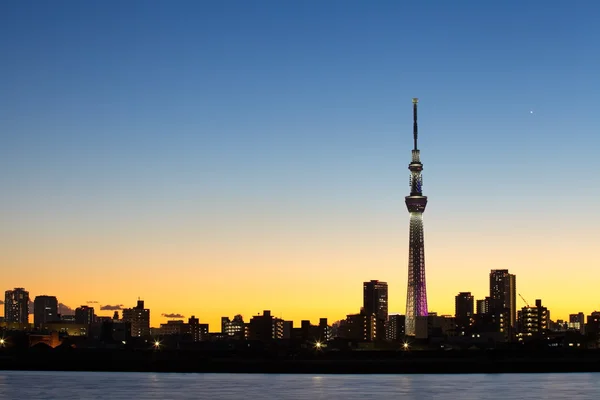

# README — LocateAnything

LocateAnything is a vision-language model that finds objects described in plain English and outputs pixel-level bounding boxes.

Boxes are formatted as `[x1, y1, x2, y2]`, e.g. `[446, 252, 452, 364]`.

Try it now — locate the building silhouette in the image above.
[404, 98, 429, 336]
[98, 319, 131, 343]
[318, 318, 331, 342]
[248, 310, 283, 342]
[569, 312, 586, 334]
[339, 311, 377, 342]
[455, 292, 474, 333]
[159, 316, 207, 341]
[415, 313, 456, 340]
[33, 295, 58, 328]
[221, 315, 245, 339]
[517, 299, 549, 340]
[159, 320, 186, 335]
[122, 300, 150, 337]
[288, 319, 330, 343]
[4, 288, 29, 323]
[187, 316, 208, 342]
[489, 269, 516, 337]
[363, 280, 388, 340]
[283, 321, 293, 339]
[476, 297, 491, 315]
[363, 280, 388, 321]
[386, 314, 406, 342]
[75, 305, 95, 325]
[586, 312, 600, 337]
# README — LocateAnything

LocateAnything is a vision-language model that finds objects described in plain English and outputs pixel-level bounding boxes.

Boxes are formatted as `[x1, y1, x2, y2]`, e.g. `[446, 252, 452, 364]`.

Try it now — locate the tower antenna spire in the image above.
[412, 98, 419, 150]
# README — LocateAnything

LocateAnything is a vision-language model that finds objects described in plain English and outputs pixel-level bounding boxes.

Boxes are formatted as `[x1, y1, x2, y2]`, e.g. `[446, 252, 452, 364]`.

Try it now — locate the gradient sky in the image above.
[1, 1, 599, 329]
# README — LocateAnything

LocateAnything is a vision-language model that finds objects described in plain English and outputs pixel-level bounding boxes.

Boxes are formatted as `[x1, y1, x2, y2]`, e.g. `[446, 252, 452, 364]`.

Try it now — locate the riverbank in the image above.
[2, 349, 600, 374]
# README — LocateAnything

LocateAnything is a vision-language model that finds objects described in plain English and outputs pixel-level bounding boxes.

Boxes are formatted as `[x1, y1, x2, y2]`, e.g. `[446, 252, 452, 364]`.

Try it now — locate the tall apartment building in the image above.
[122, 300, 150, 337]
[490, 269, 516, 336]
[517, 299, 549, 340]
[455, 292, 474, 333]
[4, 288, 29, 323]
[363, 280, 388, 341]
[363, 280, 388, 321]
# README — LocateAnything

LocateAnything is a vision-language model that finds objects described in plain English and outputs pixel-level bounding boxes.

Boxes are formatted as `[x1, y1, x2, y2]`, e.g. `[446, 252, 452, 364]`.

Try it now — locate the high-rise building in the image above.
[517, 299, 549, 340]
[489, 269, 516, 331]
[404, 98, 429, 336]
[4, 288, 29, 323]
[363, 280, 388, 341]
[33, 295, 58, 328]
[363, 280, 388, 321]
[455, 292, 474, 332]
[122, 300, 150, 337]
[75, 305, 95, 325]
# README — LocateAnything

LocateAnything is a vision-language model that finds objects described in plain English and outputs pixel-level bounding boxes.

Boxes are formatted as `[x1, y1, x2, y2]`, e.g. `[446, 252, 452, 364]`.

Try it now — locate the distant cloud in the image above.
[87, 301, 99, 304]
[58, 303, 74, 315]
[100, 304, 124, 311]
[162, 313, 184, 319]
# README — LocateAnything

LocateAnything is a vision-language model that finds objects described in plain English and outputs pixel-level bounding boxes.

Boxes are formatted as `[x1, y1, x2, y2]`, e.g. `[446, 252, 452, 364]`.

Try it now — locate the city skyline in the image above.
[2, 1, 600, 329]
[2, 264, 599, 331]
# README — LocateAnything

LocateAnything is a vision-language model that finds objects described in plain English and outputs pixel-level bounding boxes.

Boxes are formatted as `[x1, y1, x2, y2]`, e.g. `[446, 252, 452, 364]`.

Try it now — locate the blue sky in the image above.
[1, 1, 599, 321]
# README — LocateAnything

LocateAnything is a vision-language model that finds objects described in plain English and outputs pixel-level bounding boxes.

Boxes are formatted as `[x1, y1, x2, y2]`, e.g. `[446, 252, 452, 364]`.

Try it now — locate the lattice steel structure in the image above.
[404, 98, 428, 336]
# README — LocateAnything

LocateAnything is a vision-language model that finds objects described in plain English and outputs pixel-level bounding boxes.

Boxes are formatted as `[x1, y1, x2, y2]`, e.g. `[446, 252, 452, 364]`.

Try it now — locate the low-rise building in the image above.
[386, 314, 405, 341]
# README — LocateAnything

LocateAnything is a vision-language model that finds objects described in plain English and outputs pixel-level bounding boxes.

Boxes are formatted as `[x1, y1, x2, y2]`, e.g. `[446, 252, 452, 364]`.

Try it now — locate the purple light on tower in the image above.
[404, 98, 428, 336]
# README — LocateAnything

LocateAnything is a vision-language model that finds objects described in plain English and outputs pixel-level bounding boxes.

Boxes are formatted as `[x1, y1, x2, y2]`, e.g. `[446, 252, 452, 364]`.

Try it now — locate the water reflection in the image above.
[0, 371, 598, 399]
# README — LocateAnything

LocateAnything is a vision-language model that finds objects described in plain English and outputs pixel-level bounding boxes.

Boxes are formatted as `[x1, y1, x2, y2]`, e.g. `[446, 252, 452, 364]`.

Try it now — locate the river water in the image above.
[0, 371, 598, 399]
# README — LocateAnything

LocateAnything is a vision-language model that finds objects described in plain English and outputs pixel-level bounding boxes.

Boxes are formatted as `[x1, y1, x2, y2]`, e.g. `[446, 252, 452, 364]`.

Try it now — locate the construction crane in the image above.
[518, 293, 529, 307]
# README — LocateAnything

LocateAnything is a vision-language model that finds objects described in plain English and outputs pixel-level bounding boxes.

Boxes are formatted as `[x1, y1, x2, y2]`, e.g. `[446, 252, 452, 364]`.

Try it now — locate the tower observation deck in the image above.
[404, 98, 428, 336]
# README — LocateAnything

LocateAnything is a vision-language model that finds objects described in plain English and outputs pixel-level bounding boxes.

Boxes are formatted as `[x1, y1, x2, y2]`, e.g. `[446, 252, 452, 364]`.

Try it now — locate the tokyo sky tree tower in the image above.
[404, 98, 428, 336]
